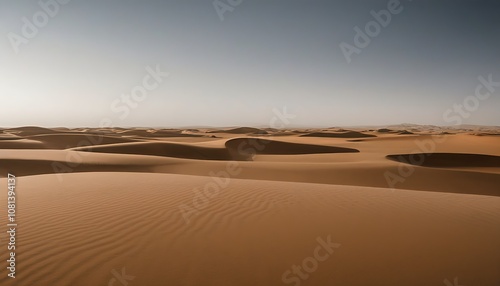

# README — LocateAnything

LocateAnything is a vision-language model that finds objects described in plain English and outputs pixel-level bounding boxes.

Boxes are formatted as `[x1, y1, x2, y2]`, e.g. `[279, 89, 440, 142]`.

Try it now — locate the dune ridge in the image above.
[300, 131, 376, 138]
[387, 153, 500, 168]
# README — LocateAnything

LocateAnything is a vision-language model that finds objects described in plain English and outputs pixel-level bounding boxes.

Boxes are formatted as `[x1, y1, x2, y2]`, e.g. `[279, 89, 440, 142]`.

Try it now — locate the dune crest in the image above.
[300, 131, 376, 138]
[225, 137, 359, 160]
[387, 153, 500, 168]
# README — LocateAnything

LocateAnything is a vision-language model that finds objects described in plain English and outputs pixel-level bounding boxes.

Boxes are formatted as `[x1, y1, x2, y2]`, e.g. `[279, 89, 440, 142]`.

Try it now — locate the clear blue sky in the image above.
[1, 0, 499, 127]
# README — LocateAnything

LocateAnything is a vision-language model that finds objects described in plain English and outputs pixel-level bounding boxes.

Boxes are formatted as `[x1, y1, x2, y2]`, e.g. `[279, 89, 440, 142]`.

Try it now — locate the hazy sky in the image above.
[1, 0, 499, 127]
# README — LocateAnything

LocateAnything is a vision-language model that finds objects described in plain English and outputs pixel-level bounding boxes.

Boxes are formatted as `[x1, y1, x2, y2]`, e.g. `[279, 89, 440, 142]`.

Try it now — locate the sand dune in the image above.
[73, 141, 233, 160]
[1, 128, 498, 196]
[377, 128, 394, 133]
[225, 138, 359, 160]
[347, 134, 435, 142]
[68, 137, 360, 161]
[473, 132, 500, 136]
[300, 131, 376, 138]
[2, 152, 499, 197]
[398, 130, 414, 135]
[208, 127, 268, 135]
[0, 158, 153, 177]
[0, 133, 22, 140]
[25, 133, 141, 149]
[5, 126, 64, 136]
[0, 139, 47, 149]
[0, 126, 499, 285]
[118, 129, 207, 138]
[0, 172, 499, 286]
[387, 153, 500, 168]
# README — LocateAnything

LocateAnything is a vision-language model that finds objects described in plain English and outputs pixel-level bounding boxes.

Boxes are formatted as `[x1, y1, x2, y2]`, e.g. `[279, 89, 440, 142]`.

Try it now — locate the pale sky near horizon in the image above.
[1, 0, 499, 128]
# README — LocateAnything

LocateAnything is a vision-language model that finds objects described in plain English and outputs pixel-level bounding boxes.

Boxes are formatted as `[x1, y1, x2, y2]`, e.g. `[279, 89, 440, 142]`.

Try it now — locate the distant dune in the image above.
[26, 133, 141, 149]
[118, 129, 207, 138]
[397, 130, 414, 135]
[5, 126, 65, 136]
[208, 127, 268, 135]
[300, 131, 376, 138]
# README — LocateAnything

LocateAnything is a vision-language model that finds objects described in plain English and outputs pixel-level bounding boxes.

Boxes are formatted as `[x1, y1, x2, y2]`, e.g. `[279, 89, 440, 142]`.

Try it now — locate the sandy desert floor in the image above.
[0, 126, 499, 286]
